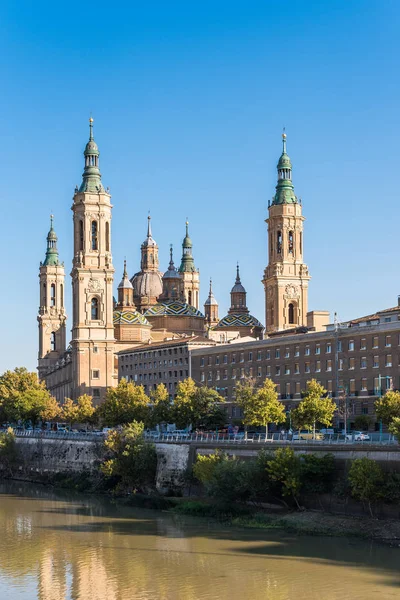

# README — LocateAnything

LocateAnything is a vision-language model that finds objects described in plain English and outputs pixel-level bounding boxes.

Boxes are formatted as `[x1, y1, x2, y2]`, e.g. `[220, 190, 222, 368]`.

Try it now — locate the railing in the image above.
[13, 430, 103, 442]
[143, 432, 399, 446]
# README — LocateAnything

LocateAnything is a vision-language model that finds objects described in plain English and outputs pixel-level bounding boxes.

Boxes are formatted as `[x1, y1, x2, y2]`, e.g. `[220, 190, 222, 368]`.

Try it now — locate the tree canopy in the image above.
[375, 391, 400, 426]
[97, 379, 151, 426]
[236, 378, 285, 435]
[172, 378, 223, 429]
[292, 379, 335, 437]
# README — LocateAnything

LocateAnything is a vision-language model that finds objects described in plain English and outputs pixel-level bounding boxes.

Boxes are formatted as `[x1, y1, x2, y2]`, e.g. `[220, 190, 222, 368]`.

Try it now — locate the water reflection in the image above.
[0, 481, 398, 600]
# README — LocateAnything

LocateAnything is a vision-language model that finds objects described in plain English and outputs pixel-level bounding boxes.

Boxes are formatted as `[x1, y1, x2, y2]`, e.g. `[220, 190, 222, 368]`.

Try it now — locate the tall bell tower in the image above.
[262, 133, 311, 334]
[179, 221, 200, 308]
[70, 118, 116, 402]
[38, 216, 67, 379]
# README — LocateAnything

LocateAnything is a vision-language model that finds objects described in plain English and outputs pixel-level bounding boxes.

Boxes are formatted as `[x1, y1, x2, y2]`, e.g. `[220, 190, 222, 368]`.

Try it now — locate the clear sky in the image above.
[0, 0, 399, 373]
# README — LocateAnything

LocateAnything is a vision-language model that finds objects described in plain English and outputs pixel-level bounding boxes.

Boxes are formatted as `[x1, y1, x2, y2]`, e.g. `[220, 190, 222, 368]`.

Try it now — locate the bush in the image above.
[206, 458, 254, 505]
[348, 458, 383, 516]
[0, 428, 18, 475]
[381, 472, 400, 504]
[266, 447, 302, 508]
[192, 451, 224, 484]
[300, 453, 335, 495]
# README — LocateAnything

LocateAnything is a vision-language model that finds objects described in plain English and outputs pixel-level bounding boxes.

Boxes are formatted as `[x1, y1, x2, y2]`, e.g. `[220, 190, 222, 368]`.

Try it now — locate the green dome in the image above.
[277, 152, 292, 170]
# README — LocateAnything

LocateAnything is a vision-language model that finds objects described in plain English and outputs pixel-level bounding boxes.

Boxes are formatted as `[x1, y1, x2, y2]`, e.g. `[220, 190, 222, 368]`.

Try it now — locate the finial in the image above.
[147, 213, 152, 238]
[282, 128, 286, 153]
[169, 244, 173, 265]
[123, 258, 127, 278]
[50, 214, 54, 228]
[185, 219, 189, 236]
[89, 116, 94, 141]
[236, 262, 240, 283]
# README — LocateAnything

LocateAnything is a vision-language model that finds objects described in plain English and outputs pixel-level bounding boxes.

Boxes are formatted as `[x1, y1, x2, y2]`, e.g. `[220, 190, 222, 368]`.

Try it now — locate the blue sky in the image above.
[0, 0, 399, 372]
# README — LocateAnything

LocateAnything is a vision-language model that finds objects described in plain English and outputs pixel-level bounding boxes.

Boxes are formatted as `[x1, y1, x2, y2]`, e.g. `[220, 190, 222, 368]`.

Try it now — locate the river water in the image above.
[0, 482, 398, 600]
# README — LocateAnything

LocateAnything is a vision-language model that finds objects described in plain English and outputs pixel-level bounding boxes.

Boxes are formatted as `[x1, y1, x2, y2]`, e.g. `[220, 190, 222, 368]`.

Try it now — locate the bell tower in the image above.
[70, 118, 116, 402]
[38, 216, 67, 379]
[262, 133, 311, 333]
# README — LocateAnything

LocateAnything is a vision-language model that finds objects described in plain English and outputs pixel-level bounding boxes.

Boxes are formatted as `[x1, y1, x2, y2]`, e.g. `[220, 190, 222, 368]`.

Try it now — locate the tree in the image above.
[375, 391, 400, 427]
[0, 367, 56, 425]
[236, 378, 285, 436]
[0, 428, 17, 475]
[75, 395, 95, 429]
[97, 379, 151, 426]
[101, 421, 157, 492]
[172, 379, 223, 429]
[354, 414, 372, 431]
[266, 447, 302, 508]
[388, 416, 400, 439]
[292, 379, 335, 438]
[39, 395, 61, 423]
[61, 398, 79, 429]
[348, 457, 383, 517]
[193, 450, 224, 484]
[149, 384, 171, 428]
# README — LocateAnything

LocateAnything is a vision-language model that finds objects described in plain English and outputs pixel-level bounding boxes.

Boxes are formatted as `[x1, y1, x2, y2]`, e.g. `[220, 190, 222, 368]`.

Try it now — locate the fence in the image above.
[13, 430, 103, 442]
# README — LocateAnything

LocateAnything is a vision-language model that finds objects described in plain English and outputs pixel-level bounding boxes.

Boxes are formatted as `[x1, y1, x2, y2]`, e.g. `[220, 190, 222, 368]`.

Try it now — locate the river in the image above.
[0, 481, 398, 599]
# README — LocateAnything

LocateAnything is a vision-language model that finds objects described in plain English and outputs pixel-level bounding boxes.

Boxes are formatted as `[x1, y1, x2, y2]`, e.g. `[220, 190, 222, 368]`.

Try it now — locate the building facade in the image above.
[191, 303, 400, 428]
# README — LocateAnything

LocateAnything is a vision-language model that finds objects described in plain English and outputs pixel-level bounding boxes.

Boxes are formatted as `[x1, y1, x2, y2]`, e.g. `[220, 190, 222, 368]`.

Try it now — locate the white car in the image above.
[346, 431, 370, 441]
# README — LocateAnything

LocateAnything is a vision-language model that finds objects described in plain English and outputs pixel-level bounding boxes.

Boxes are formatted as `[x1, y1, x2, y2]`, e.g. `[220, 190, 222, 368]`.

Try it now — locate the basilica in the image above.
[38, 119, 267, 402]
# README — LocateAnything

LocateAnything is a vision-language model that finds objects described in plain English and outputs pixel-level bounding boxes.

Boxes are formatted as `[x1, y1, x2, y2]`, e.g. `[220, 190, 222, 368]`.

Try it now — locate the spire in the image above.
[43, 215, 61, 266]
[79, 117, 105, 193]
[118, 259, 133, 290]
[204, 278, 218, 306]
[142, 214, 157, 248]
[229, 263, 248, 314]
[169, 244, 175, 269]
[147, 214, 152, 238]
[179, 219, 196, 272]
[272, 131, 297, 206]
[236, 262, 241, 284]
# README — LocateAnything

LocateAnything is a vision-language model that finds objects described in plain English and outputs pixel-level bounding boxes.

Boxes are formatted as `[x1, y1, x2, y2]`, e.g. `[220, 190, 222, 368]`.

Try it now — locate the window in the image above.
[200, 372, 205, 382]
[216, 371, 220, 381]
[208, 372, 212, 381]
[285, 348, 290, 358]
[215, 356, 220, 365]
[338, 358, 343, 370]
[285, 365, 290, 375]
[305, 346, 310, 356]
[60, 284, 64, 308]
[361, 406, 369, 414]
[208, 356, 212, 366]
[288, 303, 295, 325]
[315, 344, 321, 355]
[257, 351, 262, 361]
[285, 382, 291, 398]
[50, 332, 56, 352]
[200, 357, 204, 367]
[288, 230, 294, 254]
[385, 335, 391, 347]
[92, 388, 100, 398]
[275, 348, 280, 359]
[294, 346, 300, 357]
[385, 317, 391, 323]
[240, 353, 244, 363]
[232, 369, 236, 379]
[50, 284, 56, 307]
[361, 357, 367, 369]
[92, 370, 99, 379]
[240, 368, 245, 378]
[275, 366, 281, 376]
[223, 355, 228, 364]
[266, 350, 271, 360]
[349, 358, 355, 370]
[361, 378, 367, 391]
[231, 354, 236, 364]
[295, 382, 301, 395]
[266, 366, 271, 377]
[348, 340, 354, 351]
[327, 380, 333, 393]
[349, 379, 356, 395]
[373, 355, 379, 368]
[386, 354, 392, 367]
[294, 363, 300, 374]
[79, 220, 84, 251]
[277, 230, 282, 254]
[315, 360, 321, 372]
[326, 343, 332, 354]
[93, 346, 98, 354]
[360, 338, 366, 350]
[305, 362, 310, 373]
[105, 222, 110, 252]
[337, 341, 342, 352]
[326, 359, 332, 372]
[257, 366, 262, 377]
[373, 336, 379, 349]
[91, 221, 98, 251]
[223, 370, 228, 380]
[248, 352, 253, 361]
[91, 297, 99, 320]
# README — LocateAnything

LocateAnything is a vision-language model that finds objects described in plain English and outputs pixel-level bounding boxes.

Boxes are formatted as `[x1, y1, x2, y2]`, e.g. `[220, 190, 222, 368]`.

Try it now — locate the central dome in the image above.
[131, 271, 163, 299]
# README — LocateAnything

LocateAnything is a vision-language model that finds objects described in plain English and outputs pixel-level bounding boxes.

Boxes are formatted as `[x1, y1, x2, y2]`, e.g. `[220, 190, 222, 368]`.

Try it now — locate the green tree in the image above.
[266, 447, 302, 508]
[354, 414, 372, 431]
[193, 450, 224, 484]
[236, 378, 285, 436]
[292, 379, 335, 438]
[61, 398, 79, 429]
[101, 421, 157, 492]
[172, 379, 223, 429]
[348, 457, 383, 517]
[39, 395, 61, 423]
[0, 367, 56, 425]
[375, 390, 400, 427]
[149, 384, 171, 428]
[300, 453, 335, 495]
[76, 395, 95, 430]
[0, 428, 18, 475]
[388, 416, 400, 439]
[97, 379, 151, 426]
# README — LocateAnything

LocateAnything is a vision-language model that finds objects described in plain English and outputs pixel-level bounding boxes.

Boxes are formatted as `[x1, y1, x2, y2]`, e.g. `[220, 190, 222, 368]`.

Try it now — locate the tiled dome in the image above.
[145, 301, 204, 318]
[113, 310, 150, 325]
[215, 313, 264, 329]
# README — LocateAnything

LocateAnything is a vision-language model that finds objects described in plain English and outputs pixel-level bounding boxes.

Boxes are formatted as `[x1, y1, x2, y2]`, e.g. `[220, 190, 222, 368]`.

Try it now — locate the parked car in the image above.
[292, 429, 324, 441]
[345, 431, 370, 442]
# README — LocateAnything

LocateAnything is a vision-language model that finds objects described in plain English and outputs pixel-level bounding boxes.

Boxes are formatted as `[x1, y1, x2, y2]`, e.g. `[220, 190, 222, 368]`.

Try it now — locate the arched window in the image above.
[50, 284, 56, 307]
[91, 297, 99, 320]
[188, 290, 192, 305]
[79, 220, 84, 251]
[277, 231, 282, 254]
[60, 284, 64, 308]
[105, 222, 110, 252]
[91, 221, 98, 251]
[288, 231, 294, 254]
[288, 303, 295, 325]
[50, 332, 56, 352]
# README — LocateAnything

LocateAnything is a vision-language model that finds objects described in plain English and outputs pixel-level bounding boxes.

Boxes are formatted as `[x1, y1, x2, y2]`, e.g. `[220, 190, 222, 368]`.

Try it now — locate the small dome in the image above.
[231, 281, 246, 294]
[118, 276, 133, 290]
[84, 140, 99, 156]
[277, 152, 292, 170]
[145, 301, 204, 319]
[204, 294, 218, 306]
[131, 270, 163, 299]
[113, 309, 151, 326]
[215, 313, 264, 329]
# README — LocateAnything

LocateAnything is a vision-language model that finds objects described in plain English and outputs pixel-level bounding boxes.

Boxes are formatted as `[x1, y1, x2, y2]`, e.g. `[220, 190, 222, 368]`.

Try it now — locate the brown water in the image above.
[0, 482, 398, 600]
